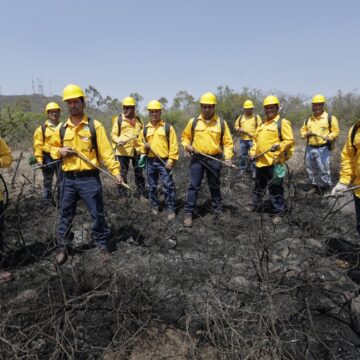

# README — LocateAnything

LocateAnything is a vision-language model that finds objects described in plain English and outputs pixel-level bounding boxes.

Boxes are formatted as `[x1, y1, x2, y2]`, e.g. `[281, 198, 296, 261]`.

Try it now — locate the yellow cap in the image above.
[122, 96, 136, 106]
[243, 100, 254, 109]
[45, 102, 60, 113]
[263, 95, 280, 107]
[63, 84, 85, 101]
[312, 94, 326, 103]
[200, 92, 217, 105]
[147, 100, 162, 110]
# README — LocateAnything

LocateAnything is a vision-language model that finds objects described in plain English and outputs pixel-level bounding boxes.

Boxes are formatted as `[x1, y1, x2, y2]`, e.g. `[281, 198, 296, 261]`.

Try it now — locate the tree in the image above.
[158, 97, 168, 109]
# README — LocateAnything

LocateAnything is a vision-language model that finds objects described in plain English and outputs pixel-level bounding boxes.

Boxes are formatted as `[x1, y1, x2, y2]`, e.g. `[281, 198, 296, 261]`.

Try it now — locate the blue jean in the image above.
[239, 140, 255, 174]
[116, 155, 146, 196]
[146, 158, 176, 212]
[253, 165, 286, 213]
[58, 172, 110, 248]
[184, 155, 222, 215]
[305, 145, 332, 187]
[42, 152, 62, 201]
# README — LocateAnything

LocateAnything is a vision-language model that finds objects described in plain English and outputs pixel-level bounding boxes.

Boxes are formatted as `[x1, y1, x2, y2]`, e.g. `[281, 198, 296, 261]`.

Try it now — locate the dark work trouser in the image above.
[146, 158, 176, 212]
[354, 194, 360, 237]
[116, 155, 146, 196]
[184, 155, 222, 215]
[58, 171, 110, 249]
[42, 152, 62, 201]
[253, 165, 286, 214]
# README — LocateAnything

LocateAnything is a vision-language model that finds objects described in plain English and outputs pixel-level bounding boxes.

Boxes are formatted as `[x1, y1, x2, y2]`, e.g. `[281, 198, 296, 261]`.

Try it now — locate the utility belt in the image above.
[147, 156, 168, 162]
[193, 153, 221, 160]
[63, 170, 99, 179]
[308, 144, 328, 148]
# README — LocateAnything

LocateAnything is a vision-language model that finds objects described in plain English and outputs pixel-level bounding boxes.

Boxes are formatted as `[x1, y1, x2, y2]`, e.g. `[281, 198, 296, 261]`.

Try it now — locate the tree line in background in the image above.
[1, 85, 360, 149]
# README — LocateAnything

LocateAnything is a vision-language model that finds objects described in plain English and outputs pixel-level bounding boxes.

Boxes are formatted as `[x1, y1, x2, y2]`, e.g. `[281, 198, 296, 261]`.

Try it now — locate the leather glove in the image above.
[331, 182, 348, 197]
[137, 154, 146, 169]
[28, 155, 38, 165]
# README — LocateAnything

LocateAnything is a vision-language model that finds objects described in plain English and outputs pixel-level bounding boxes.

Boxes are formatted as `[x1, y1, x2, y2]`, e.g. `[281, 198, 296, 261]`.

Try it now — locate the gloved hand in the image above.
[270, 144, 280, 152]
[28, 155, 38, 165]
[137, 154, 146, 169]
[331, 182, 349, 197]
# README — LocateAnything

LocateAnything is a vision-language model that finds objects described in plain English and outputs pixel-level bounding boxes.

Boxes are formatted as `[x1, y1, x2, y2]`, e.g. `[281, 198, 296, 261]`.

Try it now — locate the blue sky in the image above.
[1, 0, 359, 105]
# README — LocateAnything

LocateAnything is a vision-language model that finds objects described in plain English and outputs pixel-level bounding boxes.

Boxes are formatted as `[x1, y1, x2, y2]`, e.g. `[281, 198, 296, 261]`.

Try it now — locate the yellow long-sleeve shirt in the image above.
[300, 111, 339, 146]
[234, 114, 262, 140]
[49, 115, 120, 176]
[111, 114, 143, 157]
[181, 114, 234, 160]
[137, 120, 179, 165]
[339, 121, 360, 197]
[33, 120, 62, 164]
[249, 115, 294, 167]
[0, 137, 13, 201]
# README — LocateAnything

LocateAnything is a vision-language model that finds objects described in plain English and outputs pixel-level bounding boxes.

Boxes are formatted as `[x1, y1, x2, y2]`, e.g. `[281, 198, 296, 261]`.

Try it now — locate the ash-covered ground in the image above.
[1, 152, 360, 360]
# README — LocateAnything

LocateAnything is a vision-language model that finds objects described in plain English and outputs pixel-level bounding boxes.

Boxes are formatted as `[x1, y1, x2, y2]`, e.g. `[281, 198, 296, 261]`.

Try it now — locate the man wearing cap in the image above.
[111, 96, 146, 199]
[33, 102, 62, 204]
[49, 84, 123, 265]
[249, 95, 294, 223]
[137, 100, 178, 221]
[181, 92, 234, 227]
[234, 99, 262, 179]
[300, 94, 339, 194]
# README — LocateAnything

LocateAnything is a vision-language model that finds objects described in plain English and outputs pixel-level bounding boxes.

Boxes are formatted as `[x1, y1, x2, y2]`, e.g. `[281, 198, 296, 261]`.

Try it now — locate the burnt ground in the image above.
[1, 151, 360, 359]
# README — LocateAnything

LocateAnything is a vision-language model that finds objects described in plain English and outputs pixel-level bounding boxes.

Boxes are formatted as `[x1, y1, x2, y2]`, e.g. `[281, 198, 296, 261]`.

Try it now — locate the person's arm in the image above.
[222, 121, 234, 160]
[167, 126, 179, 167]
[95, 121, 121, 176]
[33, 127, 44, 164]
[0, 138, 13, 168]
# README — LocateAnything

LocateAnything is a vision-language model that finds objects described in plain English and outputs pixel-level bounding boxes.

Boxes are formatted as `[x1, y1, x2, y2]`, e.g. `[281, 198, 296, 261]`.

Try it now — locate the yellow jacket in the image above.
[339, 121, 360, 197]
[181, 114, 234, 160]
[300, 111, 339, 146]
[33, 120, 62, 164]
[138, 120, 179, 165]
[49, 115, 120, 176]
[0, 137, 13, 201]
[249, 115, 294, 167]
[234, 114, 262, 140]
[111, 114, 143, 157]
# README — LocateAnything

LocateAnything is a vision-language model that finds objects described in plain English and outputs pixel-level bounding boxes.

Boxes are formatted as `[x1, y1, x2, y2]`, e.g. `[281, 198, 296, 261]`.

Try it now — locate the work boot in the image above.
[139, 195, 148, 204]
[0, 271, 13, 283]
[167, 212, 176, 221]
[151, 208, 159, 216]
[183, 214, 193, 227]
[99, 247, 110, 262]
[55, 249, 68, 266]
[272, 215, 282, 225]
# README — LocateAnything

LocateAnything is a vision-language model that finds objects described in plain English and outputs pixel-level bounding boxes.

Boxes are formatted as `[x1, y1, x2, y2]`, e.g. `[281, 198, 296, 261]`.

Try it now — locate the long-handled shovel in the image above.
[70, 150, 132, 190]
[323, 185, 360, 199]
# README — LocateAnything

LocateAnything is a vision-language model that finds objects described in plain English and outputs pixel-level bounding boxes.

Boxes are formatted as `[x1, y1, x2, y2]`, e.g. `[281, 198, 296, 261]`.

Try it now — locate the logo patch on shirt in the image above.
[83, 125, 90, 131]
[79, 136, 90, 141]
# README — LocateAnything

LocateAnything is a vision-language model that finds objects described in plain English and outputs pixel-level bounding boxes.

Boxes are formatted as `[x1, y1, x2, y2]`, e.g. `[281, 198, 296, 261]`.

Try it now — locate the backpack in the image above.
[277, 118, 294, 161]
[117, 115, 143, 136]
[143, 123, 171, 152]
[60, 117, 98, 159]
[305, 112, 335, 150]
[191, 117, 225, 148]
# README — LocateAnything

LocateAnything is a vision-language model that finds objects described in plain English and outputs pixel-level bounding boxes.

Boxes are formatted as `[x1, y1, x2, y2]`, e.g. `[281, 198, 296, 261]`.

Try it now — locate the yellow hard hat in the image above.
[45, 102, 60, 113]
[63, 84, 85, 101]
[147, 100, 162, 110]
[122, 96, 136, 106]
[200, 92, 217, 105]
[312, 94, 326, 103]
[263, 95, 280, 107]
[243, 99, 254, 109]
